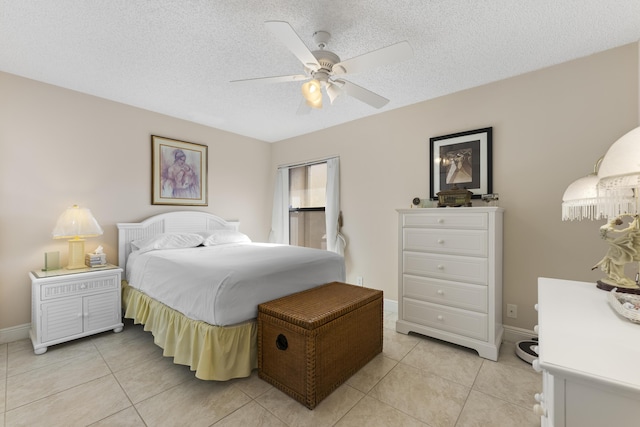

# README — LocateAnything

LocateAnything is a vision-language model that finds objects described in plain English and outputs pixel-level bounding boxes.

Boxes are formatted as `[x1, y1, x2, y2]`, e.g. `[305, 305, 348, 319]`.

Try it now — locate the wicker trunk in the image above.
[258, 282, 383, 409]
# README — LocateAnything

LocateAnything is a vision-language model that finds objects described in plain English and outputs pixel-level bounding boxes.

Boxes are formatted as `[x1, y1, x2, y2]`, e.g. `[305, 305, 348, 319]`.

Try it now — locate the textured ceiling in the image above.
[2, 1, 640, 142]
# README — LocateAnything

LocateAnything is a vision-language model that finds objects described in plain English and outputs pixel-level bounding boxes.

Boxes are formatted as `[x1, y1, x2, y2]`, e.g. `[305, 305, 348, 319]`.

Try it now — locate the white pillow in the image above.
[200, 230, 251, 246]
[131, 233, 204, 253]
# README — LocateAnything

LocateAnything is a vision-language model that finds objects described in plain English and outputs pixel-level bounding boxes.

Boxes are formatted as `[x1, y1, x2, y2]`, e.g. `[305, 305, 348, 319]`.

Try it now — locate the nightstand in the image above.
[29, 264, 124, 354]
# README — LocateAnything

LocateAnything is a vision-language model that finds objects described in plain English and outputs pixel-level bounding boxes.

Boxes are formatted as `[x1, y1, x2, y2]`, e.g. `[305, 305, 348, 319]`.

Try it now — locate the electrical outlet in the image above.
[356, 276, 363, 286]
[507, 304, 517, 318]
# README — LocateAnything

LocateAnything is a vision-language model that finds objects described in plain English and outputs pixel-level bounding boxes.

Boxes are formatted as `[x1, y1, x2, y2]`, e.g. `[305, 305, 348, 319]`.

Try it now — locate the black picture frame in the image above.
[429, 127, 492, 200]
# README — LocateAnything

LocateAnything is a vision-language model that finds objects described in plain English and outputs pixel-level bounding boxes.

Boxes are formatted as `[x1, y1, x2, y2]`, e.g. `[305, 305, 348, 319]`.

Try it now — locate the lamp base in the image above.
[596, 279, 640, 295]
[67, 238, 86, 270]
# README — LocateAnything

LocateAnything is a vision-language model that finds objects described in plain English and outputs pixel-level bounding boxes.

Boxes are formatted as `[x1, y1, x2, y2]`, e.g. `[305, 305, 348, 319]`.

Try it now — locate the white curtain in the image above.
[268, 168, 289, 244]
[325, 157, 346, 255]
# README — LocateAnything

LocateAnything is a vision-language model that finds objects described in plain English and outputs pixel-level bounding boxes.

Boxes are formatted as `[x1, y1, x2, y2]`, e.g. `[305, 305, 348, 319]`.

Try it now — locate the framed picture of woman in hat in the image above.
[152, 135, 208, 206]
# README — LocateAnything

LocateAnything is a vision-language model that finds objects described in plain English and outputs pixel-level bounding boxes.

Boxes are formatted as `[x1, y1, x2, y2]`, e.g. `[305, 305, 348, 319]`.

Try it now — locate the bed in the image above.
[117, 211, 346, 380]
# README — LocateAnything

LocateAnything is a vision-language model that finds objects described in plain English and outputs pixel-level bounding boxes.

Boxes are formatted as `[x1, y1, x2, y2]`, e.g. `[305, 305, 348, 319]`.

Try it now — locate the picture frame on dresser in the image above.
[151, 135, 208, 206]
[429, 127, 492, 200]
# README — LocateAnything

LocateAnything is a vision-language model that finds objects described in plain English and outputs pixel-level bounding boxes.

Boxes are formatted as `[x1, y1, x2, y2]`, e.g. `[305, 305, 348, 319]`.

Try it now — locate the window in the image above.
[288, 162, 327, 249]
[270, 157, 343, 254]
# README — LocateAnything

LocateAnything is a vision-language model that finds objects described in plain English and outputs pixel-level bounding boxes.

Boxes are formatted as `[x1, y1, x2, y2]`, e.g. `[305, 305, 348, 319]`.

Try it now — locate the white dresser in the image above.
[535, 278, 640, 427]
[30, 265, 123, 354]
[396, 207, 503, 360]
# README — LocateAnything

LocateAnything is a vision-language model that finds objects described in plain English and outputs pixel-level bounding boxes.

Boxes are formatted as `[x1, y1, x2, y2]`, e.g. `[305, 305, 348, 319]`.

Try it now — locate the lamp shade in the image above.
[561, 173, 601, 221]
[597, 126, 640, 219]
[52, 205, 103, 239]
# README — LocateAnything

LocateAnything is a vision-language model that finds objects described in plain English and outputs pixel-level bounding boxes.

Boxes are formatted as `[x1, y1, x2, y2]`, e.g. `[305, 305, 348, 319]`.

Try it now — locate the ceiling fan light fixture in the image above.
[326, 83, 342, 104]
[302, 79, 322, 109]
[305, 98, 322, 109]
[240, 21, 413, 112]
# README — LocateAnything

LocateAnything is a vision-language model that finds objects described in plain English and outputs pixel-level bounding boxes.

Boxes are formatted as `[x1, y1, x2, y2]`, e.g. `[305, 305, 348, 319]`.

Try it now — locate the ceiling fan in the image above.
[230, 20, 413, 113]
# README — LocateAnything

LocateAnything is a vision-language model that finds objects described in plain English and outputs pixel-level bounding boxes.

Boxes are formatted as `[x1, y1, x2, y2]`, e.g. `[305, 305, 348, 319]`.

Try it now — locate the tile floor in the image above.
[0, 312, 541, 427]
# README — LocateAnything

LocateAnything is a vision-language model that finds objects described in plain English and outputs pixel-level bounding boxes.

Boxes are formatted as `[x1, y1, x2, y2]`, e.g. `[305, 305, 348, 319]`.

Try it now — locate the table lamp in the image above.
[52, 205, 103, 269]
[593, 126, 640, 293]
[562, 127, 640, 293]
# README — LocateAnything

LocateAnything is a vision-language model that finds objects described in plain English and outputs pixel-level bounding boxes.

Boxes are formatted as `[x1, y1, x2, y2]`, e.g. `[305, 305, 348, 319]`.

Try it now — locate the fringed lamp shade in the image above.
[52, 205, 103, 269]
[562, 172, 601, 221]
[597, 126, 640, 219]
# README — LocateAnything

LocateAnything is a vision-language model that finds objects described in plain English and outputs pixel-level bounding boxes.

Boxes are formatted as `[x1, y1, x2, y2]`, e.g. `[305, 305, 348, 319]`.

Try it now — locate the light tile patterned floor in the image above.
[0, 312, 541, 426]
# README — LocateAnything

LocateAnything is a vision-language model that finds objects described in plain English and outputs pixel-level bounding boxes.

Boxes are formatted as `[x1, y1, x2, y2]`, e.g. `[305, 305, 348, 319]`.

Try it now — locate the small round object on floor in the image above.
[515, 339, 538, 364]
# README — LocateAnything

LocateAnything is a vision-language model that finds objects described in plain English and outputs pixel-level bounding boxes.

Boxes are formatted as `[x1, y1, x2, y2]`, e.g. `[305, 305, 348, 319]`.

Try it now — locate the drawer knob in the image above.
[534, 392, 544, 402]
[533, 403, 547, 417]
[437, 289, 444, 295]
[534, 303, 539, 311]
[533, 325, 539, 333]
[437, 218, 444, 223]
[437, 264, 444, 270]
[437, 239, 444, 244]
[437, 315, 444, 321]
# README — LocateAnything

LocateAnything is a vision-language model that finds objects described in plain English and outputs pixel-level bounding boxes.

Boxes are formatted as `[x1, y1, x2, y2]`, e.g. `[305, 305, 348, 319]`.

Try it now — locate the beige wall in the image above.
[270, 43, 639, 330]
[1, 42, 638, 335]
[0, 72, 272, 331]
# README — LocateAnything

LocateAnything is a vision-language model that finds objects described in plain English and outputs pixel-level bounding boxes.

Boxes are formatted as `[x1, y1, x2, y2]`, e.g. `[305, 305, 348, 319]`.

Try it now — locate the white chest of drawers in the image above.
[535, 278, 640, 427]
[396, 207, 504, 360]
[29, 265, 123, 354]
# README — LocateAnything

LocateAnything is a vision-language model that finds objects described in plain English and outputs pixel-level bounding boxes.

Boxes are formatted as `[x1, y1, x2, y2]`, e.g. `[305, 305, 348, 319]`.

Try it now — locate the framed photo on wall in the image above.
[429, 127, 492, 200]
[151, 135, 208, 206]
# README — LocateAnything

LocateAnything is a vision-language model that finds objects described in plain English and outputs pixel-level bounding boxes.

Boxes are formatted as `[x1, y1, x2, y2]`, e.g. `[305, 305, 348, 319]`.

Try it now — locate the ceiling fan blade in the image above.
[332, 41, 413, 75]
[265, 21, 320, 70]
[230, 74, 309, 85]
[338, 80, 389, 109]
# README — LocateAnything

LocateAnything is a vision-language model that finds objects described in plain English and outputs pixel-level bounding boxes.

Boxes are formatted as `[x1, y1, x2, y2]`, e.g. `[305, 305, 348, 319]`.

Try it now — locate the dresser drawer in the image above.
[403, 212, 488, 229]
[403, 298, 488, 341]
[40, 273, 119, 300]
[403, 275, 487, 313]
[403, 228, 487, 257]
[403, 252, 487, 285]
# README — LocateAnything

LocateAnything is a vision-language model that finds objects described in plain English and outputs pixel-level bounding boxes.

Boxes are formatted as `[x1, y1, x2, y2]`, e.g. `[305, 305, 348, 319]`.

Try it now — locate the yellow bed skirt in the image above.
[121, 281, 257, 381]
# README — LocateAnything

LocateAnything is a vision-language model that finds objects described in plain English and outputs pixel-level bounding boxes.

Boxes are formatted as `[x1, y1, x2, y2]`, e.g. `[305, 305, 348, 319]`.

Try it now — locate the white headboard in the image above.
[117, 211, 240, 271]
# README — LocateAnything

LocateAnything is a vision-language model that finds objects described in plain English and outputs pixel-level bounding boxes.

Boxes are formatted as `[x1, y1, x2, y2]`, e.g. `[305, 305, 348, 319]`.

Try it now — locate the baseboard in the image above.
[383, 301, 537, 344]
[503, 324, 537, 343]
[0, 323, 30, 345]
[384, 298, 398, 313]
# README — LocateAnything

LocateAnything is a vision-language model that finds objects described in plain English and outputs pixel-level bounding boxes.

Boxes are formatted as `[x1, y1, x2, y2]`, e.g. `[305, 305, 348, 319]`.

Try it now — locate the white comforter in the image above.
[126, 243, 346, 326]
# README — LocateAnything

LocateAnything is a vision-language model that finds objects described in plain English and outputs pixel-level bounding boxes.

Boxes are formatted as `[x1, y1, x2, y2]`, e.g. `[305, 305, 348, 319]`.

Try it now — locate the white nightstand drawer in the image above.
[403, 228, 488, 257]
[40, 273, 119, 300]
[403, 252, 488, 285]
[403, 212, 488, 229]
[403, 298, 488, 341]
[403, 274, 488, 313]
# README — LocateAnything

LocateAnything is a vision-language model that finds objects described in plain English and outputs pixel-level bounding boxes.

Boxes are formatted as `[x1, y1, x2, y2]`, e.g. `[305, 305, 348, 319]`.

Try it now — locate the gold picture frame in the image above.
[151, 135, 208, 206]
